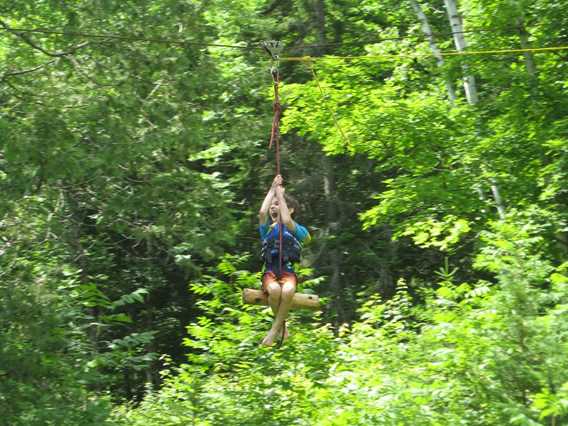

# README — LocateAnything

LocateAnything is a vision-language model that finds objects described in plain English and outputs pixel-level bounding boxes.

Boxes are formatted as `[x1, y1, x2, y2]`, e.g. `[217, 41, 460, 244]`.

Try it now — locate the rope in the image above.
[268, 64, 286, 347]
[268, 68, 284, 277]
[280, 45, 568, 62]
[307, 61, 350, 148]
[269, 68, 282, 174]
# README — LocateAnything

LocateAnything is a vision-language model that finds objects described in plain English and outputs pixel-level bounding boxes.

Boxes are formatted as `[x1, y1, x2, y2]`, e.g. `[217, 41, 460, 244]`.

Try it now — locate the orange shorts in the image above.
[261, 271, 297, 294]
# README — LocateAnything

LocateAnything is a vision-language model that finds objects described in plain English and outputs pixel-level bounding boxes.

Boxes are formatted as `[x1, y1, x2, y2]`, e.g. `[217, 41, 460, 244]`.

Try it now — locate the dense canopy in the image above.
[1, 0, 567, 425]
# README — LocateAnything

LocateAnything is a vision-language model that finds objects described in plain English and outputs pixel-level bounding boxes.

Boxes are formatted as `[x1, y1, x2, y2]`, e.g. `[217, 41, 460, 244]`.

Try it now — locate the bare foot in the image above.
[261, 325, 290, 346]
[270, 325, 289, 344]
[261, 332, 276, 346]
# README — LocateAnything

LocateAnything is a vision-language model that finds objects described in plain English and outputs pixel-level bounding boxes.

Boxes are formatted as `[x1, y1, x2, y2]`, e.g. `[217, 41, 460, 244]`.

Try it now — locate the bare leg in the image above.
[269, 281, 295, 336]
[263, 275, 296, 346]
[266, 281, 281, 315]
[262, 281, 281, 346]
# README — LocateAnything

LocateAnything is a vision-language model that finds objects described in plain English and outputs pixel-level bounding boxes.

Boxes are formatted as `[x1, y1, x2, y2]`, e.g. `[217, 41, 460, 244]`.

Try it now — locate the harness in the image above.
[261, 224, 302, 267]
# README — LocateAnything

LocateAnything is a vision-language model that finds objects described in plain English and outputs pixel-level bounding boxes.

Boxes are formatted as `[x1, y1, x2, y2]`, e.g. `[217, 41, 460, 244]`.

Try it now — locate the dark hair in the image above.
[284, 194, 300, 214]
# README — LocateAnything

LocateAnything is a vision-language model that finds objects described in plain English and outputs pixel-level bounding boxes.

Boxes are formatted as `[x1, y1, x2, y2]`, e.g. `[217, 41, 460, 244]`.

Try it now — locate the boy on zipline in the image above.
[258, 174, 310, 346]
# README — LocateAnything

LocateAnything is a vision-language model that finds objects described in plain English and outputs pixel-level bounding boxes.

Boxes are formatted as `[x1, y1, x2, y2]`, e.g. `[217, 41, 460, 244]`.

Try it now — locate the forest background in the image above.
[1, 0, 567, 425]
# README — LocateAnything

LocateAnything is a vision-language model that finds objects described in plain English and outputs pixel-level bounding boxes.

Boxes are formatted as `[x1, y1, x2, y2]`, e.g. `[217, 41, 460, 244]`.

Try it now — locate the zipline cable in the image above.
[2, 25, 567, 57]
[0, 26, 259, 50]
[281, 45, 568, 62]
[289, 27, 541, 52]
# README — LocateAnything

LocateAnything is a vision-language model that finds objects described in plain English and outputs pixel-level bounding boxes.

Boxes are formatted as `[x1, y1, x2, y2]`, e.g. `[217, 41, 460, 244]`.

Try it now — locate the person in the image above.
[258, 174, 310, 346]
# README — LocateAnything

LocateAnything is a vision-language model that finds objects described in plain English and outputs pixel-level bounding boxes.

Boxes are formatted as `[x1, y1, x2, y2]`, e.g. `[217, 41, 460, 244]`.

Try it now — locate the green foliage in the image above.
[1, 0, 567, 424]
[400, 215, 472, 251]
[0, 0, 270, 410]
[114, 254, 334, 425]
[0, 196, 112, 425]
[120, 221, 568, 426]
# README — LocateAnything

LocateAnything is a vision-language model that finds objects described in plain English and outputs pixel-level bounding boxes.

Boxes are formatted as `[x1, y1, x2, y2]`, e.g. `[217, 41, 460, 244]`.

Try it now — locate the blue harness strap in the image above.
[261, 224, 302, 274]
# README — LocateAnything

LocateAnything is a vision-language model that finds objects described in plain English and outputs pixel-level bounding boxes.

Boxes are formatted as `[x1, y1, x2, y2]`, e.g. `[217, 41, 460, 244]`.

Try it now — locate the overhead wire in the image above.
[1, 25, 564, 57]
[289, 26, 528, 53]
[280, 45, 568, 62]
[0, 26, 260, 50]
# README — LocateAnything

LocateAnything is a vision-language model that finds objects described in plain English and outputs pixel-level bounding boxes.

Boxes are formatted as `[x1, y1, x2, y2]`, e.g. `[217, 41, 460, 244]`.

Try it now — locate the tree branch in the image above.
[0, 59, 57, 82]
[0, 19, 89, 57]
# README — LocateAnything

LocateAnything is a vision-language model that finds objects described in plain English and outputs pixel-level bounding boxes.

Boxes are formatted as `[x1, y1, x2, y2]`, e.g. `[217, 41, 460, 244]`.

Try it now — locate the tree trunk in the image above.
[410, 0, 457, 103]
[376, 226, 397, 299]
[444, 0, 508, 217]
[516, 18, 537, 78]
[313, 0, 326, 44]
[490, 178, 506, 220]
[443, 0, 479, 105]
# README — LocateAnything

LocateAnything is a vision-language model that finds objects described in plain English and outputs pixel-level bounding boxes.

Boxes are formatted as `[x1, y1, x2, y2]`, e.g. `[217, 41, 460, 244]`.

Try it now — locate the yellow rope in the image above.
[281, 45, 568, 62]
[306, 61, 350, 147]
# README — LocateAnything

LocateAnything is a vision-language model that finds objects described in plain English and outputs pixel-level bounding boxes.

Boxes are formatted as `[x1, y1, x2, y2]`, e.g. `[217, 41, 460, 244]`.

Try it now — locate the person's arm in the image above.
[259, 188, 274, 225]
[274, 184, 296, 232]
[258, 175, 281, 225]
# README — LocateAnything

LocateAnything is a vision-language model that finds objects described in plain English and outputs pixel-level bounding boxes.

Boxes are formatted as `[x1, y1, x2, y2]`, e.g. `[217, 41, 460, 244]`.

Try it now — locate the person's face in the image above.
[269, 199, 280, 221]
[269, 199, 294, 221]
